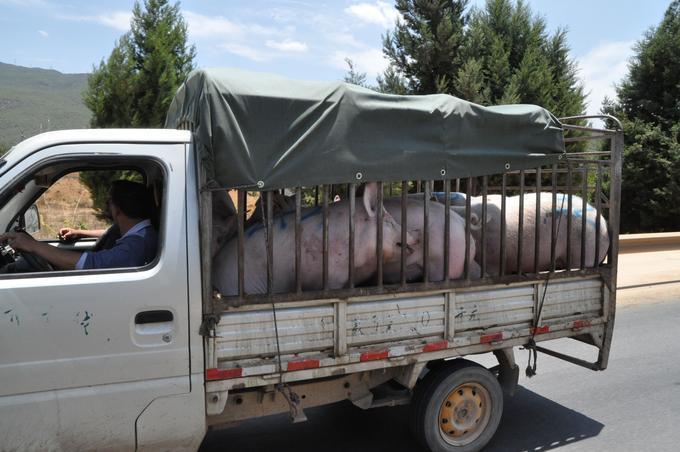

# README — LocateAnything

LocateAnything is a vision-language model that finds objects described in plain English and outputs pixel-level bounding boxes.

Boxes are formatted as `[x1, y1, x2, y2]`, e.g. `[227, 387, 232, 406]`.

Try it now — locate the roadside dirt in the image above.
[617, 247, 680, 304]
[34, 173, 110, 240]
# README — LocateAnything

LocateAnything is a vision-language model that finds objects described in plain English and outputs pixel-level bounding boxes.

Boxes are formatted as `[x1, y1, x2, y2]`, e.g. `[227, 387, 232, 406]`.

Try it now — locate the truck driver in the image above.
[0, 180, 158, 271]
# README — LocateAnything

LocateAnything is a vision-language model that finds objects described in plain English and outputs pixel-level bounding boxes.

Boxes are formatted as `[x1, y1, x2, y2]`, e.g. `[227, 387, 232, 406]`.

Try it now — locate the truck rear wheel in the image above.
[411, 360, 503, 452]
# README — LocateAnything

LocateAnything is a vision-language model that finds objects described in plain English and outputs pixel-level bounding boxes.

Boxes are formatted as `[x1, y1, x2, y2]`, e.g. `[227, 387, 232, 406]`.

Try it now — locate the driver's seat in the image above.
[91, 224, 121, 252]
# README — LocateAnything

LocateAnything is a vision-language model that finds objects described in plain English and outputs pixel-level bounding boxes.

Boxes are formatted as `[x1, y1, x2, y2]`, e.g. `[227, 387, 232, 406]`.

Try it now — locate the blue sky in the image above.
[0, 0, 672, 116]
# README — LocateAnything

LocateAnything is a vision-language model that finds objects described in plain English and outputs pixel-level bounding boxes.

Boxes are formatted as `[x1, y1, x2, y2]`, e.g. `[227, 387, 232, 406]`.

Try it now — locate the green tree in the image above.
[383, 0, 469, 95]
[82, 0, 195, 213]
[603, 1, 680, 232]
[343, 58, 369, 87]
[382, 0, 586, 117]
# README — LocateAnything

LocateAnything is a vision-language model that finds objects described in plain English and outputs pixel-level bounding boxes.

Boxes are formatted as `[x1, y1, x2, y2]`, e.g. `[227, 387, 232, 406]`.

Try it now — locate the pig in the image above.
[212, 183, 416, 295]
[382, 197, 480, 283]
[451, 193, 609, 276]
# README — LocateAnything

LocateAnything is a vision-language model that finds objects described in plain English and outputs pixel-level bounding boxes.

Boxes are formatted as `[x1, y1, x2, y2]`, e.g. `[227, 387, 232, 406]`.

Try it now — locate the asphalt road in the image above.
[202, 252, 680, 452]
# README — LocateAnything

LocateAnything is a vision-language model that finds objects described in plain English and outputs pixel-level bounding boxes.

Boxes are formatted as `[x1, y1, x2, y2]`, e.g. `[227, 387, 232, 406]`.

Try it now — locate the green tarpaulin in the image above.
[165, 68, 565, 190]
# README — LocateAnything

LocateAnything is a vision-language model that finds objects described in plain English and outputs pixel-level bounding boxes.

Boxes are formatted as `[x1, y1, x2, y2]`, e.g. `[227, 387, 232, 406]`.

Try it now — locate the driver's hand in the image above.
[0, 231, 37, 253]
[59, 228, 81, 240]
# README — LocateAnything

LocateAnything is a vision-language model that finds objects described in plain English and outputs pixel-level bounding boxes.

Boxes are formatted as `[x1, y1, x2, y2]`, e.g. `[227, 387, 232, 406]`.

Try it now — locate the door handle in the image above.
[135, 310, 174, 324]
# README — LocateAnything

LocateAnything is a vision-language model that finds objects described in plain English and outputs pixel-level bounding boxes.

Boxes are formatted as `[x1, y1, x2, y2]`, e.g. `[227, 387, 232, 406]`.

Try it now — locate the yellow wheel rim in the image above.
[438, 382, 491, 446]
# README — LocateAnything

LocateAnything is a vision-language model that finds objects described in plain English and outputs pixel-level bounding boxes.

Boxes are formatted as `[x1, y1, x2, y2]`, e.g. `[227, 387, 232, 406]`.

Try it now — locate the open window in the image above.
[0, 156, 165, 275]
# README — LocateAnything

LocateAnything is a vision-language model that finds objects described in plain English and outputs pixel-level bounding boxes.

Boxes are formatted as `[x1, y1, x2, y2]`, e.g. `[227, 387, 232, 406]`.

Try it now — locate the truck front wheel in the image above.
[411, 360, 503, 452]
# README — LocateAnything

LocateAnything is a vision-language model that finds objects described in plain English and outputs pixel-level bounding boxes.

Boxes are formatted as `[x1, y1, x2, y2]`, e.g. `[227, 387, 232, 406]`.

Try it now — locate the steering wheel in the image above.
[1, 243, 54, 273]
[16, 248, 55, 272]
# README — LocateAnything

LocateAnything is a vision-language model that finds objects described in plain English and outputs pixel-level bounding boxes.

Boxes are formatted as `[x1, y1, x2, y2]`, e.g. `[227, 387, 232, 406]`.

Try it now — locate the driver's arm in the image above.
[0, 232, 81, 270]
[59, 227, 108, 240]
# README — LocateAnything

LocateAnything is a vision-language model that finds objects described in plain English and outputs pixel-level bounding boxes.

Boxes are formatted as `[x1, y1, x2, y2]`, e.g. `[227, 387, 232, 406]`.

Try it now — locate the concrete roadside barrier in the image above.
[619, 232, 680, 254]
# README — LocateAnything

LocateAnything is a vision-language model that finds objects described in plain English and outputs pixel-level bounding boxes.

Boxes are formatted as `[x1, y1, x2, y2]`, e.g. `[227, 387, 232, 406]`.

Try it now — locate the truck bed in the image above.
[205, 274, 611, 390]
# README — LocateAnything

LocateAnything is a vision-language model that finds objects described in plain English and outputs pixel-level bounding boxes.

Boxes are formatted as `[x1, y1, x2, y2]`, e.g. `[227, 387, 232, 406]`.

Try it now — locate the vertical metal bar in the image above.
[465, 177, 472, 281]
[422, 180, 430, 283]
[581, 166, 588, 270]
[444, 178, 451, 283]
[551, 164, 558, 273]
[400, 181, 408, 286]
[323, 184, 330, 290]
[595, 163, 603, 267]
[416, 180, 422, 193]
[295, 187, 302, 293]
[237, 190, 246, 297]
[500, 173, 507, 277]
[566, 163, 573, 271]
[455, 178, 460, 193]
[534, 167, 542, 273]
[349, 184, 356, 289]
[377, 181, 384, 288]
[517, 171, 525, 275]
[266, 190, 274, 295]
[314, 186, 319, 206]
[389, 183, 393, 197]
[481, 176, 488, 277]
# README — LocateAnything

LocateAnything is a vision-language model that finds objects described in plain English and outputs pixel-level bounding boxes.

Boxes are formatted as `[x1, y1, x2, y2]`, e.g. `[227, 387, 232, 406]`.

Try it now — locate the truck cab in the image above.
[0, 130, 207, 451]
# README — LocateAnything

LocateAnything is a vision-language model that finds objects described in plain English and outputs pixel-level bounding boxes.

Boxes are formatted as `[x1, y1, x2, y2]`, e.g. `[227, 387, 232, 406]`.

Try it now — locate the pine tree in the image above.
[603, 1, 680, 232]
[383, 0, 469, 95]
[82, 0, 195, 213]
[381, 0, 585, 117]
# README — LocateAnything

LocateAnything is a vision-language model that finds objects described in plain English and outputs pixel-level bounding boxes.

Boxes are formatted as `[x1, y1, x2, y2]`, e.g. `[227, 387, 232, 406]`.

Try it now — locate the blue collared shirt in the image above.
[75, 220, 158, 270]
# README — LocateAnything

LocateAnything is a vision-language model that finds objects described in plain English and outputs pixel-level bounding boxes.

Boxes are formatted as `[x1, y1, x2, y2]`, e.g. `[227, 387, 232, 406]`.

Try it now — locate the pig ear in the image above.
[363, 182, 378, 218]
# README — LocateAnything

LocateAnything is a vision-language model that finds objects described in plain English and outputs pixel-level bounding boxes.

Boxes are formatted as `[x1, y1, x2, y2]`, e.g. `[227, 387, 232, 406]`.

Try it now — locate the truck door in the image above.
[0, 142, 195, 451]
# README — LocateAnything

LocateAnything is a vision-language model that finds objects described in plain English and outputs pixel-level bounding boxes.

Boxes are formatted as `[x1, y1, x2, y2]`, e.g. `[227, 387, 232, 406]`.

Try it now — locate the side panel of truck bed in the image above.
[205, 275, 608, 389]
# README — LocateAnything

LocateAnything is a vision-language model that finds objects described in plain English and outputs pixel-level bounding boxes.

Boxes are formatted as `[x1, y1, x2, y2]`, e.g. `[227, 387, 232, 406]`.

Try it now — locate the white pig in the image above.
[212, 183, 416, 295]
[382, 197, 480, 283]
[453, 193, 609, 276]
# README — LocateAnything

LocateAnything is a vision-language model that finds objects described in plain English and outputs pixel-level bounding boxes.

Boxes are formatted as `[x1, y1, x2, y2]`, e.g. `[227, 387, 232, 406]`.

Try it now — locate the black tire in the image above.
[410, 359, 503, 452]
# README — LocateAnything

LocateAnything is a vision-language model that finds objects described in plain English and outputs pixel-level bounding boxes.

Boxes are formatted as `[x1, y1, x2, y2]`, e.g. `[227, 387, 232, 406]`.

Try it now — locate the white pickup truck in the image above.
[0, 69, 622, 452]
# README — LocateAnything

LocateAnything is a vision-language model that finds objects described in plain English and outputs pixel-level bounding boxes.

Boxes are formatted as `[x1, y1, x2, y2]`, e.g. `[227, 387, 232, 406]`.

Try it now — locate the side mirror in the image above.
[23, 204, 41, 234]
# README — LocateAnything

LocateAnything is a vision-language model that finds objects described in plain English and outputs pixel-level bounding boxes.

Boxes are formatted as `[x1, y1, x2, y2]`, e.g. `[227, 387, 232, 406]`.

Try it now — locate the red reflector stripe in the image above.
[532, 325, 550, 335]
[360, 350, 389, 362]
[423, 340, 449, 352]
[480, 332, 503, 344]
[287, 359, 320, 371]
[206, 367, 243, 381]
[573, 320, 591, 329]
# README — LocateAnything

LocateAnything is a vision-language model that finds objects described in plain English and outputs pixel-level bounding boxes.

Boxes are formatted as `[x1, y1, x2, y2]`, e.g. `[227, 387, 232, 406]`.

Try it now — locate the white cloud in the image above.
[184, 10, 276, 38]
[329, 48, 388, 77]
[266, 38, 308, 53]
[220, 43, 269, 62]
[326, 31, 365, 49]
[577, 40, 634, 117]
[345, 1, 400, 28]
[37, 30, 48, 38]
[57, 11, 132, 32]
[0, 0, 47, 6]
[184, 11, 247, 37]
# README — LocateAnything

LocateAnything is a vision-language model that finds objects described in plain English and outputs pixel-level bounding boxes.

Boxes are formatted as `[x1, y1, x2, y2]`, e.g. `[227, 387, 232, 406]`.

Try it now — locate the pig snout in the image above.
[381, 211, 416, 262]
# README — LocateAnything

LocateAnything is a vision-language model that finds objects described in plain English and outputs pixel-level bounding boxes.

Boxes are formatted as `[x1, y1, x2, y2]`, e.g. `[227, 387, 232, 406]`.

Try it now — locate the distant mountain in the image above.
[0, 62, 90, 148]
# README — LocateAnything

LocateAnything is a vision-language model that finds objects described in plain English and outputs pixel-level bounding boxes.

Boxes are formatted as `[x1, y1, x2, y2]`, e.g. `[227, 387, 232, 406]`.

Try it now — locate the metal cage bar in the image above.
[517, 170, 525, 275]
[266, 191, 274, 295]
[534, 167, 542, 273]
[500, 174, 507, 277]
[295, 187, 302, 293]
[400, 181, 408, 286]
[580, 167, 588, 270]
[349, 184, 356, 289]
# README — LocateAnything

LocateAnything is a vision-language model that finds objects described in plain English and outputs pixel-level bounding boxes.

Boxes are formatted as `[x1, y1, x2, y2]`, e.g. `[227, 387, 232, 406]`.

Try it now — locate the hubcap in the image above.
[438, 382, 491, 446]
